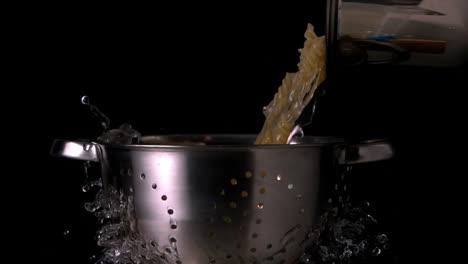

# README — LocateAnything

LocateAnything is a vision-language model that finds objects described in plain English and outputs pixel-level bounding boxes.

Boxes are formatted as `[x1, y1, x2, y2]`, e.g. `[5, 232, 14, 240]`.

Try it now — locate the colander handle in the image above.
[335, 139, 393, 165]
[50, 139, 100, 162]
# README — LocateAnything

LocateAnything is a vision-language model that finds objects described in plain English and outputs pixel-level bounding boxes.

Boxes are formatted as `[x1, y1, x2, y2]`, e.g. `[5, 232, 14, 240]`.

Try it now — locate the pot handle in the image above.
[50, 139, 100, 162]
[335, 139, 393, 165]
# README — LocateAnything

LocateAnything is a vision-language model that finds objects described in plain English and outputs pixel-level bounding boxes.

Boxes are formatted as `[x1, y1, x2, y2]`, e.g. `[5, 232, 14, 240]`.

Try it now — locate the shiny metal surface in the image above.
[50, 139, 99, 162]
[51, 135, 393, 263]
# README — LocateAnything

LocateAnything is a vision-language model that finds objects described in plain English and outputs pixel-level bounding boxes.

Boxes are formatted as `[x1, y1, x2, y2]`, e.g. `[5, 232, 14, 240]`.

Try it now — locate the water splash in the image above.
[97, 123, 141, 145]
[295, 165, 390, 264]
[81, 95, 111, 133]
[86, 187, 181, 264]
[79, 164, 389, 264]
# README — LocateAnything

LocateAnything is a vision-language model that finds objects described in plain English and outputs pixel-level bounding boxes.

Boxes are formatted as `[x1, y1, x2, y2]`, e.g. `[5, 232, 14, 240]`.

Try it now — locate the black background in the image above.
[14, 2, 466, 264]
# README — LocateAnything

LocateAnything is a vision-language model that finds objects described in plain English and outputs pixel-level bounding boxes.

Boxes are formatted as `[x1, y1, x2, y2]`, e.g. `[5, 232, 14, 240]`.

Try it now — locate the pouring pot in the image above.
[51, 135, 393, 264]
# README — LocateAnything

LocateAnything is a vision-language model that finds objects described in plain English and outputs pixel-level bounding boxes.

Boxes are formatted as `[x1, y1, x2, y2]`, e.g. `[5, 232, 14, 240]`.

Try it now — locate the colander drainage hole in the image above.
[250, 248, 257, 253]
[170, 218, 177, 229]
[167, 207, 174, 215]
[152, 183, 157, 190]
[226, 254, 232, 259]
[121, 168, 132, 176]
[140, 173, 146, 180]
[161, 195, 167, 201]
[266, 243, 273, 249]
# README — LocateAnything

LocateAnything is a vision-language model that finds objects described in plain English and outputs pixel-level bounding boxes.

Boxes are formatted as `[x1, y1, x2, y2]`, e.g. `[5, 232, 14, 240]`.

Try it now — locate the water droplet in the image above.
[359, 240, 368, 250]
[296, 194, 302, 200]
[229, 202, 237, 209]
[343, 247, 352, 258]
[241, 191, 248, 197]
[89, 255, 96, 261]
[299, 208, 305, 214]
[260, 171, 266, 177]
[63, 229, 70, 236]
[84, 202, 100, 213]
[366, 214, 377, 223]
[129, 186, 134, 193]
[230, 178, 238, 185]
[223, 217, 232, 223]
[81, 95, 90, 105]
[259, 187, 266, 194]
[152, 183, 157, 189]
[376, 234, 388, 244]
[245, 171, 252, 178]
[288, 184, 294, 189]
[140, 173, 146, 180]
[82, 184, 90, 192]
[276, 174, 282, 181]
[219, 189, 225, 196]
[299, 253, 312, 262]
[334, 184, 338, 190]
[257, 202, 264, 209]
[372, 247, 381, 256]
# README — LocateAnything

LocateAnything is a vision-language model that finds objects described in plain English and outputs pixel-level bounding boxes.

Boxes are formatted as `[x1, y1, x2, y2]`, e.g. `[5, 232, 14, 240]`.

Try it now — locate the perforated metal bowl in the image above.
[51, 135, 393, 264]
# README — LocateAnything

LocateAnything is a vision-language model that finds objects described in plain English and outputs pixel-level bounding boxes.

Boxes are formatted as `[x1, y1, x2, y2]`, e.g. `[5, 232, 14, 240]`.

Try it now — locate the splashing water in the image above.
[85, 186, 182, 264]
[80, 161, 389, 264]
[82, 95, 111, 133]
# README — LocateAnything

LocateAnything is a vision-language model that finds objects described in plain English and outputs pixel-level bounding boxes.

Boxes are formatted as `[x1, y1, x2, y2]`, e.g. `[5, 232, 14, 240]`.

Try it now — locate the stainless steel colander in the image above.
[51, 135, 393, 264]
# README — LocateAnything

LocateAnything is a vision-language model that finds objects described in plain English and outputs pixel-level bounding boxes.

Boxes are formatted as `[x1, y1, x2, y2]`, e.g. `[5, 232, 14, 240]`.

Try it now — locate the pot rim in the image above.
[100, 134, 345, 150]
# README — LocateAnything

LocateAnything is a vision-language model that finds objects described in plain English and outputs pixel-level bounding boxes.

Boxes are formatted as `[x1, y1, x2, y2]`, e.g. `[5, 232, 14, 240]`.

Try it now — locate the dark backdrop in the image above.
[17, 2, 466, 264]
